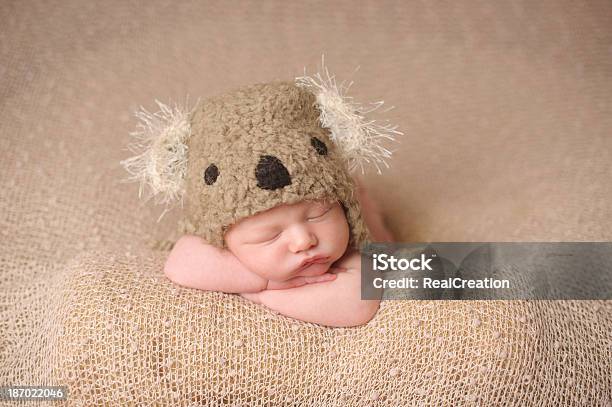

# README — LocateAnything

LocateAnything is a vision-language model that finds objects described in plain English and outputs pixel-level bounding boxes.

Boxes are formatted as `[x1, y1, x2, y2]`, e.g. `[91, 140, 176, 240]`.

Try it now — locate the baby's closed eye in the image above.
[247, 230, 282, 245]
[307, 204, 333, 221]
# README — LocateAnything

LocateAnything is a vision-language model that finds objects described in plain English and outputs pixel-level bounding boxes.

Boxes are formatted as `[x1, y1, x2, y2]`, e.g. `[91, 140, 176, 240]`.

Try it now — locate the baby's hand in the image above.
[265, 271, 342, 290]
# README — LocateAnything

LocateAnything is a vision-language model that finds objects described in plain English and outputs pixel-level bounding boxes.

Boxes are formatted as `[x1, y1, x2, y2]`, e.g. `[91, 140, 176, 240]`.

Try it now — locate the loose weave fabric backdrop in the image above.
[1, 1, 610, 405]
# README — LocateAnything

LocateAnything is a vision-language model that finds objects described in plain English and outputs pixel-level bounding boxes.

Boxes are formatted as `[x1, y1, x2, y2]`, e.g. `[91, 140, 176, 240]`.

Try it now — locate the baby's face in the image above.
[225, 199, 350, 282]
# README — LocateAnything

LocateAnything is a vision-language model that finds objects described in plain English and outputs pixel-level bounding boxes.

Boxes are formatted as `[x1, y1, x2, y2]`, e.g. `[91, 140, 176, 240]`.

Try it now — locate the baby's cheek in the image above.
[323, 219, 350, 252]
[234, 246, 266, 274]
[253, 246, 290, 280]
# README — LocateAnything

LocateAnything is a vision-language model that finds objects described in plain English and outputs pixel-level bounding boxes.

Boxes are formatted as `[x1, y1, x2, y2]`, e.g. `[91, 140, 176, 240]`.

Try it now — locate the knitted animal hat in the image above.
[121, 67, 401, 249]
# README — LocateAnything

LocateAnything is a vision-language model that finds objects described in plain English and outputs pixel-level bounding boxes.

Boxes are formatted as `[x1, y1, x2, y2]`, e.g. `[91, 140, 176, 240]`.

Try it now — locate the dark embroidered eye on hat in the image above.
[121, 61, 402, 249]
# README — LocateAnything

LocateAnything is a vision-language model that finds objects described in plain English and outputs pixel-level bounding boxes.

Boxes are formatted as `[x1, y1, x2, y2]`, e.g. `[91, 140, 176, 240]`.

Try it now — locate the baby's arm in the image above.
[164, 235, 335, 293]
[354, 176, 394, 242]
[243, 268, 381, 327]
[164, 235, 268, 293]
[265, 274, 337, 290]
[241, 253, 382, 327]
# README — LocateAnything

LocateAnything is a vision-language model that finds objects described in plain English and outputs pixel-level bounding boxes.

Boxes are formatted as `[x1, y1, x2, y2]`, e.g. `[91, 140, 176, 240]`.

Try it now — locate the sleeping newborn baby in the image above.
[164, 184, 390, 327]
[122, 78, 398, 328]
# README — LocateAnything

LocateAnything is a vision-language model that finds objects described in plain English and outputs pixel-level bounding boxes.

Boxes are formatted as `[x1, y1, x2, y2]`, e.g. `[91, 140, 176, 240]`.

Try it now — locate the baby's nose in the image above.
[255, 155, 291, 190]
[289, 227, 318, 253]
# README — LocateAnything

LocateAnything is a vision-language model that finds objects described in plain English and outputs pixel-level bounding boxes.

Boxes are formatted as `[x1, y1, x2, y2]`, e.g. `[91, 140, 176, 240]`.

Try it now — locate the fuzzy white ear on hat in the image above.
[295, 55, 402, 175]
[119, 100, 192, 220]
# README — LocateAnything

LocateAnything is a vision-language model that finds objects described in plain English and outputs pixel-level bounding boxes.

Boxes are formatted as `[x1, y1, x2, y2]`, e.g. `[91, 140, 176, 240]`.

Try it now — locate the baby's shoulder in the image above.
[333, 248, 361, 271]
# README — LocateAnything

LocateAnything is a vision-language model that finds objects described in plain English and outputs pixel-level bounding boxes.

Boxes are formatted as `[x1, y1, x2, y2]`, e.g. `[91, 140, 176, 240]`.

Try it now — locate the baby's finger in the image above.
[306, 274, 337, 283]
[289, 277, 307, 287]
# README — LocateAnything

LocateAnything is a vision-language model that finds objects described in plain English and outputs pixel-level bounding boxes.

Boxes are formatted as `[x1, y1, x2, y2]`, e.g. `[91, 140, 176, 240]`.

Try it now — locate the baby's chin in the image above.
[293, 261, 332, 277]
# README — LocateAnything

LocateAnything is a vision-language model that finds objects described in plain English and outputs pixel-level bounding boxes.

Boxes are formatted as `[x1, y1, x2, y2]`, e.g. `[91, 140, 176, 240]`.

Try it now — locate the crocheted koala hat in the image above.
[121, 69, 401, 249]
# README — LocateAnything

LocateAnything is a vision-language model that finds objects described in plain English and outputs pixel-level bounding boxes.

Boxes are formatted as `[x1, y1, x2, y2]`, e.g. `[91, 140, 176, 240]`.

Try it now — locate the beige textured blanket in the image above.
[1, 1, 610, 405]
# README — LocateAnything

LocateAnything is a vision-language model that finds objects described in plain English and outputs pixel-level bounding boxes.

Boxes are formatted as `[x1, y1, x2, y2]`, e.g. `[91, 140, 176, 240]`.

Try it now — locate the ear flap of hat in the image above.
[295, 57, 403, 175]
[120, 100, 193, 220]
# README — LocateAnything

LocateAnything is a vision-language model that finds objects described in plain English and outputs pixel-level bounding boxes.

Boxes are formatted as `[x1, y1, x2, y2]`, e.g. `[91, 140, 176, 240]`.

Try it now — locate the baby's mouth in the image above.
[297, 256, 330, 271]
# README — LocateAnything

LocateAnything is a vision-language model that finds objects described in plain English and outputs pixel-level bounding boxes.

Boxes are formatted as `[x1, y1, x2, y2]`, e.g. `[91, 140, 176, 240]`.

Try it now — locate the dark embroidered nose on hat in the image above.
[255, 155, 292, 191]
